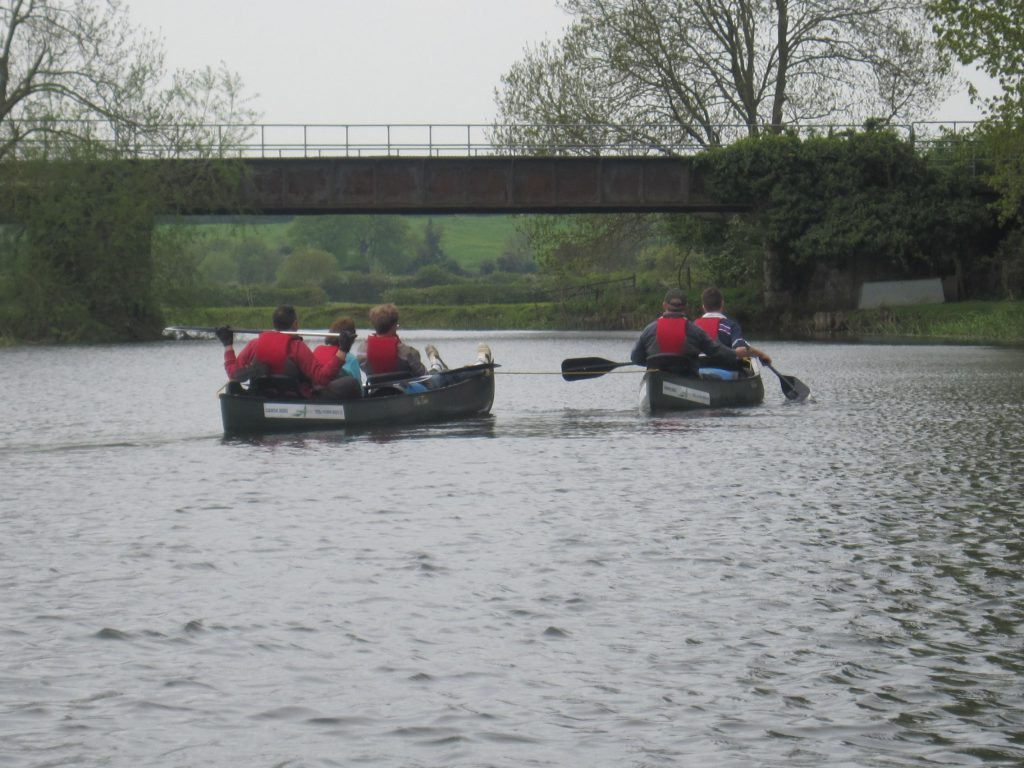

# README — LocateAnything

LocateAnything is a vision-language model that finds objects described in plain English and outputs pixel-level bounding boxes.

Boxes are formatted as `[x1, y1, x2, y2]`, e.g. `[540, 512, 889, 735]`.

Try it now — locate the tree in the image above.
[0, 0, 257, 340]
[690, 129, 999, 305]
[288, 216, 364, 264]
[414, 218, 445, 268]
[287, 215, 416, 273]
[276, 248, 338, 288]
[1, 0, 257, 160]
[234, 237, 284, 285]
[928, 1, 1024, 224]
[493, 0, 954, 153]
[928, 0, 1024, 119]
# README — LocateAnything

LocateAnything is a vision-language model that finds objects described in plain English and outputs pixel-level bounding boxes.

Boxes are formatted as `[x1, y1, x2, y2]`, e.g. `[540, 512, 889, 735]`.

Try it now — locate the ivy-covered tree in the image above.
[693, 129, 997, 305]
[0, 0, 257, 341]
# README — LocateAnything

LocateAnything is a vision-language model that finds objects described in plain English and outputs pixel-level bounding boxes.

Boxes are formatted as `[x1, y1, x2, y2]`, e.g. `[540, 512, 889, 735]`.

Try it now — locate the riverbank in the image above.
[164, 300, 1024, 346]
[809, 301, 1024, 345]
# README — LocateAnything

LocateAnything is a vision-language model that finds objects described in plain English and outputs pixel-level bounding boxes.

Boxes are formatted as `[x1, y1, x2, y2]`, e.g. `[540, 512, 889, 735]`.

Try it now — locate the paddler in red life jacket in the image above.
[310, 316, 362, 400]
[355, 303, 447, 378]
[630, 288, 738, 375]
[694, 286, 773, 366]
[215, 304, 347, 397]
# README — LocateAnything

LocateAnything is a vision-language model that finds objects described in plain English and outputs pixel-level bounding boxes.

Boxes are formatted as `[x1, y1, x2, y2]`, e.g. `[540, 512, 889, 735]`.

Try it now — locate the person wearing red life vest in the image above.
[215, 305, 346, 397]
[355, 303, 447, 378]
[694, 286, 773, 366]
[310, 316, 362, 400]
[630, 289, 737, 375]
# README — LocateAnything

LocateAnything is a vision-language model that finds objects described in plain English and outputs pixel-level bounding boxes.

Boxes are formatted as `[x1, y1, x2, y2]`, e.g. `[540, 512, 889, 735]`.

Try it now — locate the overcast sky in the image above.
[127, 0, 987, 127]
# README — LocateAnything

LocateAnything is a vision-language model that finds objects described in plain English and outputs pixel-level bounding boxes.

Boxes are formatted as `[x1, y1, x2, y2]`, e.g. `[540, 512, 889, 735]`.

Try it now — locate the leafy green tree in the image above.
[276, 247, 337, 288]
[0, 156, 162, 339]
[364, 217, 415, 274]
[287, 215, 415, 273]
[288, 216, 364, 263]
[522, 213, 654, 280]
[928, 0, 1024, 224]
[233, 237, 284, 285]
[150, 226, 204, 308]
[198, 251, 239, 285]
[496, 230, 538, 273]
[414, 218, 445, 268]
[928, 0, 1024, 119]
[494, 0, 954, 152]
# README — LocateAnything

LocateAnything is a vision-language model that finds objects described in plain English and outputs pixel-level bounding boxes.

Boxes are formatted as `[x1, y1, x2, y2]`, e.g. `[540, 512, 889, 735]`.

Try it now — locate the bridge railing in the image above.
[6, 120, 981, 160]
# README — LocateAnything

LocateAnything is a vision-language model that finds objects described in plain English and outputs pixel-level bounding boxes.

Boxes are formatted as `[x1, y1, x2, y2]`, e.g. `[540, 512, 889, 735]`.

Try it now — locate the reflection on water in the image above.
[1, 333, 1022, 767]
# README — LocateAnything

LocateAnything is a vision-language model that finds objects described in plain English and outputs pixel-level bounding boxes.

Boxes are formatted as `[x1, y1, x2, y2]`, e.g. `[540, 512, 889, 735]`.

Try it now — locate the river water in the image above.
[1, 331, 1022, 767]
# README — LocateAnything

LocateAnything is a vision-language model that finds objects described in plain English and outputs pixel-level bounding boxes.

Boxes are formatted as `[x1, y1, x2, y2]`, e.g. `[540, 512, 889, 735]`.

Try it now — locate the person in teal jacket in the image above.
[311, 317, 362, 399]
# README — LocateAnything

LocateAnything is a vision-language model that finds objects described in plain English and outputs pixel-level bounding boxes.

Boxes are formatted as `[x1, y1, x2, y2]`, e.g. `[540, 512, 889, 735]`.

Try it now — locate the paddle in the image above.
[560, 356, 637, 381]
[163, 325, 339, 338]
[365, 362, 499, 396]
[764, 363, 810, 402]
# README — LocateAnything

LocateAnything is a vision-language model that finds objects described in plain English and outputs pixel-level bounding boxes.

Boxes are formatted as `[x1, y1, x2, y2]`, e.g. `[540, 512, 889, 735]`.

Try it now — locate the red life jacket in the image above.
[695, 316, 720, 340]
[253, 331, 292, 374]
[312, 344, 337, 367]
[366, 335, 400, 374]
[656, 316, 688, 354]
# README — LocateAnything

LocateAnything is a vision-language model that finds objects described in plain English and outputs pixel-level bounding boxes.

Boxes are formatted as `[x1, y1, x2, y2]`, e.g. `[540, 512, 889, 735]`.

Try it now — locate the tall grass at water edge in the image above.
[842, 302, 1024, 345]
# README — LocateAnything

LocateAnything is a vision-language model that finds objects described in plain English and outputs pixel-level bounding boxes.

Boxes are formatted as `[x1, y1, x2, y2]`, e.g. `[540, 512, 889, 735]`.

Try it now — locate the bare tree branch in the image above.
[494, 0, 955, 152]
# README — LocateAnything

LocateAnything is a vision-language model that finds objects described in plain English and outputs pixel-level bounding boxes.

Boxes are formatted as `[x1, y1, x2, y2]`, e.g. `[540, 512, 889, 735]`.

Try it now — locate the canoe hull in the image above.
[219, 367, 495, 435]
[641, 366, 764, 412]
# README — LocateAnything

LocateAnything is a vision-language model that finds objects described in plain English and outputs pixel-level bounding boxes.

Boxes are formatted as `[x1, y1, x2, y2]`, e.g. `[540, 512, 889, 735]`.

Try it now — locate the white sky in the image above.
[126, 0, 572, 125]
[126, 0, 989, 127]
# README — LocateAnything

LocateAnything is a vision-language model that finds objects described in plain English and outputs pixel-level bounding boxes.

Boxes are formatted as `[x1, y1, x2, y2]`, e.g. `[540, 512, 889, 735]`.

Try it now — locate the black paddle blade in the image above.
[767, 365, 810, 402]
[560, 357, 629, 381]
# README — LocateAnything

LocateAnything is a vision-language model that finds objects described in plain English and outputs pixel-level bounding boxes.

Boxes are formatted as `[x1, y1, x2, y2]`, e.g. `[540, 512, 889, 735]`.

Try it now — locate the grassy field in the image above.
[161, 214, 521, 272]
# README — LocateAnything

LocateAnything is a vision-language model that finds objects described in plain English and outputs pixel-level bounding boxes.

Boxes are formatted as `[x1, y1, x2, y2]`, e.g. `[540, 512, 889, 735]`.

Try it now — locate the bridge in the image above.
[7, 119, 977, 216]
[219, 155, 732, 215]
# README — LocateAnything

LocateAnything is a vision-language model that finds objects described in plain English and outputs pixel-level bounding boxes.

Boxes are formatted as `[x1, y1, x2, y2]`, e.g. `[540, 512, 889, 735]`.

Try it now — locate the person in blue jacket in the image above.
[694, 286, 772, 365]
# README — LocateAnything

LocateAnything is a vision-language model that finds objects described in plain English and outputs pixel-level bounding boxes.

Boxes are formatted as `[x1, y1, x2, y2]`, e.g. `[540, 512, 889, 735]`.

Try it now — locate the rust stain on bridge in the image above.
[223, 156, 744, 215]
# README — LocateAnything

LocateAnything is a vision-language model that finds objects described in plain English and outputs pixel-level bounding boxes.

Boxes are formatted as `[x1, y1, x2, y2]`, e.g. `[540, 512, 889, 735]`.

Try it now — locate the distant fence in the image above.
[5, 120, 981, 160]
[557, 274, 637, 302]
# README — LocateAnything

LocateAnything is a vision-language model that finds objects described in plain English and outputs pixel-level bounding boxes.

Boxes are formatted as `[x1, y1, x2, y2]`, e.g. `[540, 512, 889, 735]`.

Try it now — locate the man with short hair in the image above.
[695, 286, 772, 365]
[631, 289, 737, 374]
[215, 304, 347, 396]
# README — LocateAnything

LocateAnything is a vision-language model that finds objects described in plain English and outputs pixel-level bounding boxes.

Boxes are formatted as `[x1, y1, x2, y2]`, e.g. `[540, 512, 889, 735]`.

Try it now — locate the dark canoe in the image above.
[640, 360, 765, 412]
[219, 364, 496, 435]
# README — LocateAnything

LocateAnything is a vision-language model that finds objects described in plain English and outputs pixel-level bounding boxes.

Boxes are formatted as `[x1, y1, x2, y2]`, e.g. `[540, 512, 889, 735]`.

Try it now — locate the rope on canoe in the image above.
[494, 369, 647, 375]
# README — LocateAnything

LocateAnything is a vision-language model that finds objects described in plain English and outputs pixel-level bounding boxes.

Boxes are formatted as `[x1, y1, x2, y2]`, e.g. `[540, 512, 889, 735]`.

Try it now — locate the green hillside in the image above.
[405, 215, 521, 270]
[161, 214, 523, 273]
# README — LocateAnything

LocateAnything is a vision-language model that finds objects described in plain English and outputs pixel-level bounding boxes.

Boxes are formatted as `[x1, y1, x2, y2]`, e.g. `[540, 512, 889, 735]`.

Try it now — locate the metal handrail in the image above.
[4, 120, 981, 160]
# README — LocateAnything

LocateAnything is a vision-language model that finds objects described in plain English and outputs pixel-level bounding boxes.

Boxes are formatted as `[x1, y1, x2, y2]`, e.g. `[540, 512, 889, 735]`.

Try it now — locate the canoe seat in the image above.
[646, 353, 694, 375]
[698, 368, 739, 381]
[249, 375, 306, 399]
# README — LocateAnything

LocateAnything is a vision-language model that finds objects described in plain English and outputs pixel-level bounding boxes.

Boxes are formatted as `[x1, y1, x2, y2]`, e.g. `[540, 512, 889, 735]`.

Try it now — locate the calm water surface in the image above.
[1, 331, 1022, 767]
